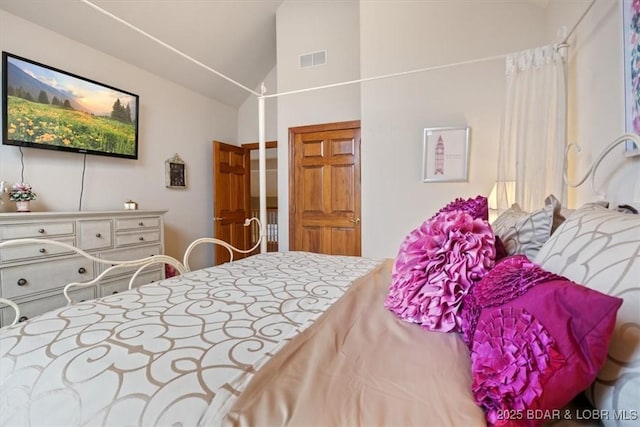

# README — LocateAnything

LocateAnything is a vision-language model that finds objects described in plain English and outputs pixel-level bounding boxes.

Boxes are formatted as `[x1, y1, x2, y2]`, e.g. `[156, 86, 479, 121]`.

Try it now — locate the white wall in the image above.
[548, 0, 640, 208]
[360, 1, 546, 258]
[276, 0, 361, 250]
[0, 10, 237, 270]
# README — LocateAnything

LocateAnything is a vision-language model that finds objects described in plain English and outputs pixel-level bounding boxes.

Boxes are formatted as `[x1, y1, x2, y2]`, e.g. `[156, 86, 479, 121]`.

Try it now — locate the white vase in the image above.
[15, 200, 31, 212]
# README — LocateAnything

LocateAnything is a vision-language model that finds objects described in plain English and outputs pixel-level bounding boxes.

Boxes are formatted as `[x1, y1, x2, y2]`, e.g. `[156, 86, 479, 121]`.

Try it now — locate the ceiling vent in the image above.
[299, 50, 327, 69]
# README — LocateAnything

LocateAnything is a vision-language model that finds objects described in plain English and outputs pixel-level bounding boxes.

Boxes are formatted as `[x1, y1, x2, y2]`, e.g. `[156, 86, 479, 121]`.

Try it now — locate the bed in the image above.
[0, 250, 486, 426]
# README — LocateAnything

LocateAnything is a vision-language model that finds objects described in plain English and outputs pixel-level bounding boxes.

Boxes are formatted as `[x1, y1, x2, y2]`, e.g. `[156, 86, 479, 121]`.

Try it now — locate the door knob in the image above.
[349, 217, 361, 224]
[213, 217, 223, 221]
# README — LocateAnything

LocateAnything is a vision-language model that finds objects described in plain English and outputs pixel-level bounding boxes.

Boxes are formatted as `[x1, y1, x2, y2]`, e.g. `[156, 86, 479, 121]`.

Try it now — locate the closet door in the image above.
[213, 141, 250, 265]
[289, 121, 361, 256]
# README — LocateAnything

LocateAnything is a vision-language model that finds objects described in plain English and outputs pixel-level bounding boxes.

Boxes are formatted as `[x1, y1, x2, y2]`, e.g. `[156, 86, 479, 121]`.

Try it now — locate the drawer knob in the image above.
[78, 267, 87, 274]
[138, 222, 144, 226]
[95, 233, 102, 238]
[38, 228, 45, 234]
[39, 248, 46, 253]
[17, 278, 27, 286]
[138, 236, 144, 241]
[18, 316, 28, 323]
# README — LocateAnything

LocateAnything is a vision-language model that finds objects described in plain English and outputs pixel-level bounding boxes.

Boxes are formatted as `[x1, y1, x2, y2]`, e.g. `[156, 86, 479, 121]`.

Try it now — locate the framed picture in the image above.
[623, 0, 640, 156]
[165, 154, 187, 189]
[422, 126, 469, 182]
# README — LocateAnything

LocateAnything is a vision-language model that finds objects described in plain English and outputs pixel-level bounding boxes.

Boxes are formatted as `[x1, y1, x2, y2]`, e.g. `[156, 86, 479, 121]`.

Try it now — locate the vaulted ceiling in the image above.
[1, 0, 552, 109]
[0, 0, 282, 107]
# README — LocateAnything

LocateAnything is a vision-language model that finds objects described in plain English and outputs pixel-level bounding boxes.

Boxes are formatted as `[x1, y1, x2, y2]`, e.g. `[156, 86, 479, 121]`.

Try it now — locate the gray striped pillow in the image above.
[491, 194, 563, 259]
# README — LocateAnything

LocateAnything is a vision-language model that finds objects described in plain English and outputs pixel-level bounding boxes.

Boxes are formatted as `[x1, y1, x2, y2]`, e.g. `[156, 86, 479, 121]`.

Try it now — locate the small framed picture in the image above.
[165, 154, 187, 189]
[623, 0, 640, 156]
[422, 126, 470, 182]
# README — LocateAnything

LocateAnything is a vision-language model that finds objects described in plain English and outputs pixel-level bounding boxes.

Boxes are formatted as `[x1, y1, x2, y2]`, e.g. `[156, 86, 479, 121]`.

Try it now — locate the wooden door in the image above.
[213, 141, 250, 265]
[289, 121, 361, 256]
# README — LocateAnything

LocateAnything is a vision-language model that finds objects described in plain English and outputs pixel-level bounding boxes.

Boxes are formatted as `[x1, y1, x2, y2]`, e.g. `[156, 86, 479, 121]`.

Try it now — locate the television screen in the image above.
[2, 52, 139, 159]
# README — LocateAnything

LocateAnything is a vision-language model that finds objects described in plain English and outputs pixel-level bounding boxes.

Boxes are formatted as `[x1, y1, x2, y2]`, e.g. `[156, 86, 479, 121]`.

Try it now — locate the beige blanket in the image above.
[226, 260, 486, 427]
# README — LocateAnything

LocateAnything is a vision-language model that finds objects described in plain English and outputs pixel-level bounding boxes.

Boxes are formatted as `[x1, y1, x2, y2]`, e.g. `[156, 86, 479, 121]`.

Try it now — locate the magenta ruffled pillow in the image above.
[461, 255, 622, 426]
[385, 210, 495, 332]
[433, 195, 489, 221]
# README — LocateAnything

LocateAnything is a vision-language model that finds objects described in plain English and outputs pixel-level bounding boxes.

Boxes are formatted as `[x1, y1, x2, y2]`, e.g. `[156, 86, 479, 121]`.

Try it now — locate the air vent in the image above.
[299, 50, 327, 69]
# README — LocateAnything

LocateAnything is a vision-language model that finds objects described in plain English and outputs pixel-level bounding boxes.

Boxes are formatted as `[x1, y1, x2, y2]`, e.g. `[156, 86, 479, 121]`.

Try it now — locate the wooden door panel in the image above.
[330, 164, 354, 213]
[231, 174, 244, 210]
[230, 150, 243, 167]
[331, 137, 355, 156]
[330, 227, 357, 256]
[218, 173, 230, 211]
[302, 166, 325, 212]
[302, 139, 325, 158]
[302, 227, 322, 253]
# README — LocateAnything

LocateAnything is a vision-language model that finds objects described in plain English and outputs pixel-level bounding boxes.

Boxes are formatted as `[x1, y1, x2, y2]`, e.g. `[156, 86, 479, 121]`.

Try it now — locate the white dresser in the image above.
[0, 210, 167, 327]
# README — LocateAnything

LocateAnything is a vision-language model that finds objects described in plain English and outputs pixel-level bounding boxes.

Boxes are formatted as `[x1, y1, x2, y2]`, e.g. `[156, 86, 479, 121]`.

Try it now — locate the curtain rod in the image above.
[262, 52, 509, 99]
[79, 0, 261, 97]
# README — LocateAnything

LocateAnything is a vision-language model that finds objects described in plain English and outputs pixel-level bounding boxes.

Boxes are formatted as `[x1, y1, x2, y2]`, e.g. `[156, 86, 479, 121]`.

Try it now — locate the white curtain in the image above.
[496, 45, 567, 212]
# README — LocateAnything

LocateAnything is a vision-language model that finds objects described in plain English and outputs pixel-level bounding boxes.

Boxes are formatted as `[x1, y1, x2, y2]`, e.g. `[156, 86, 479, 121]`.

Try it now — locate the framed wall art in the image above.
[165, 153, 187, 189]
[422, 126, 470, 182]
[623, 0, 640, 156]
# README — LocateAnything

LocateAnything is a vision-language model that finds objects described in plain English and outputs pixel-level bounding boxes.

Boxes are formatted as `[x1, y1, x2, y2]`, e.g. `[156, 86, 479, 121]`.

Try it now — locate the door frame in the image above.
[241, 140, 278, 252]
[288, 120, 361, 251]
[241, 140, 278, 213]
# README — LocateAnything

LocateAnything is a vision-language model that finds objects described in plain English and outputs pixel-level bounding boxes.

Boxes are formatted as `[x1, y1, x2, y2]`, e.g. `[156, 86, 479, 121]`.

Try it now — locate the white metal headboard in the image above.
[563, 133, 640, 197]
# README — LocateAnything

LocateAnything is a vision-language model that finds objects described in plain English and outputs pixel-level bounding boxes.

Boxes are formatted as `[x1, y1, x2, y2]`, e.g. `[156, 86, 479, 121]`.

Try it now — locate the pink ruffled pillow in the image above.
[461, 256, 622, 426]
[385, 210, 495, 332]
[433, 195, 489, 221]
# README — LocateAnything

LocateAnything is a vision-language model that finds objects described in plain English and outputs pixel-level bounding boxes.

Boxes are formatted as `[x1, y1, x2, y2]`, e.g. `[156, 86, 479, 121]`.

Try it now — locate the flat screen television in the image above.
[2, 51, 139, 159]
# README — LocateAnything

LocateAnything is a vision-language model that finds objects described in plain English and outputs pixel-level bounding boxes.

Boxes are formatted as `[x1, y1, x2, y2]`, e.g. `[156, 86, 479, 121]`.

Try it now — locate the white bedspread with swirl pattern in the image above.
[0, 252, 381, 427]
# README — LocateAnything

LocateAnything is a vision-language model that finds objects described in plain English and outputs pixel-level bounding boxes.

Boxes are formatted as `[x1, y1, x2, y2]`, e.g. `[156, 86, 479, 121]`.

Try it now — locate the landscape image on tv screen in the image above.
[2, 52, 138, 159]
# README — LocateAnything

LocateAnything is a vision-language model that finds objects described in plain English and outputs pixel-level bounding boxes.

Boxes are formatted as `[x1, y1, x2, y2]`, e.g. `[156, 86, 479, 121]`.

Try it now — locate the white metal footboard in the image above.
[0, 238, 187, 304]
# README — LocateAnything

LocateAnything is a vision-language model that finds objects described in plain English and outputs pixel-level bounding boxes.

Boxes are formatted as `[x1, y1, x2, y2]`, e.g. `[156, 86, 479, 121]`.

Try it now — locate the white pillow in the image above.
[534, 203, 640, 426]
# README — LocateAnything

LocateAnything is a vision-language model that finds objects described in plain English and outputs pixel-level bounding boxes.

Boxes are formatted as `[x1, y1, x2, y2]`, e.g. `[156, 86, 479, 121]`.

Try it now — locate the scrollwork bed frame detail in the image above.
[182, 217, 264, 271]
[0, 297, 20, 326]
[563, 133, 640, 196]
[0, 238, 187, 305]
[0, 218, 264, 313]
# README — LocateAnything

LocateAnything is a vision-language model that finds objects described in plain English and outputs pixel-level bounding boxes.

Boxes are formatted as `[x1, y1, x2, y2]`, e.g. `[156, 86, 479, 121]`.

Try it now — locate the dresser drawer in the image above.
[0, 237, 76, 263]
[78, 220, 113, 251]
[116, 216, 160, 231]
[0, 287, 95, 326]
[1, 256, 94, 299]
[98, 245, 162, 278]
[1, 221, 74, 239]
[99, 270, 163, 297]
[116, 230, 160, 247]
